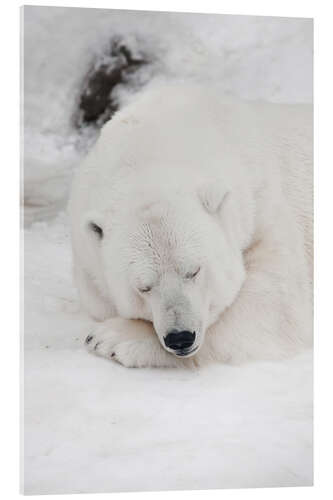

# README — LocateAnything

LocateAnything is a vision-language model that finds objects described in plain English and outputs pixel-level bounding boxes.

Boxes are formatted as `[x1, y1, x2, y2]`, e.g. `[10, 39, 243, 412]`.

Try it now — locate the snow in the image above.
[22, 6, 313, 495]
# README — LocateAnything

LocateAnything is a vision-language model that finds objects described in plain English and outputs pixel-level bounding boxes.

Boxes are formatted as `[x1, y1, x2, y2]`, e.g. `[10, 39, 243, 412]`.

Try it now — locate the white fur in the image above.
[68, 83, 313, 368]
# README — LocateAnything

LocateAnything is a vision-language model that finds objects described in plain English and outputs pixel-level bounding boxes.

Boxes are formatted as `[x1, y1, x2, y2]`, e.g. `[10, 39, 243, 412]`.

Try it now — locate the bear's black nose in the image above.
[164, 330, 196, 352]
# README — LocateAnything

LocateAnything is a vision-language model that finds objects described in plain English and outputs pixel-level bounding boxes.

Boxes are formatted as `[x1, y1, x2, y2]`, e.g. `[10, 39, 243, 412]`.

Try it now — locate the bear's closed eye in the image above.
[185, 267, 201, 280]
[138, 285, 152, 293]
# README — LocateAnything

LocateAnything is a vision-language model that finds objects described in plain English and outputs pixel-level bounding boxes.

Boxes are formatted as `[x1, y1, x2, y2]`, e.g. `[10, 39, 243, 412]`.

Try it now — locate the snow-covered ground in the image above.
[22, 6, 313, 495]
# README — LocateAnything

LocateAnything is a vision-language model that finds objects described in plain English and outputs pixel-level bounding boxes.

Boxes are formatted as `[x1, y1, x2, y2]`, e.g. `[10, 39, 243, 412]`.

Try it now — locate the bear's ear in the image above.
[83, 211, 105, 240]
[197, 182, 230, 215]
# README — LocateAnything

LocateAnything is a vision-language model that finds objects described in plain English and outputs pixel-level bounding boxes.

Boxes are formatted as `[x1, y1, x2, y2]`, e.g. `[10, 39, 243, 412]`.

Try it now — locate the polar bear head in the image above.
[84, 183, 249, 358]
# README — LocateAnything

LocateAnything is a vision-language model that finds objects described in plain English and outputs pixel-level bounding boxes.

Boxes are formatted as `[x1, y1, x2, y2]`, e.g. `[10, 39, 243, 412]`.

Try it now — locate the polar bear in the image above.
[68, 83, 313, 368]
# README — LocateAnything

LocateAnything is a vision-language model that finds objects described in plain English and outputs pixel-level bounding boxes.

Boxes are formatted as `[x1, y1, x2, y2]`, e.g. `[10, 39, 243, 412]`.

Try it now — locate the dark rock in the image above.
[75, 37, 148, 129]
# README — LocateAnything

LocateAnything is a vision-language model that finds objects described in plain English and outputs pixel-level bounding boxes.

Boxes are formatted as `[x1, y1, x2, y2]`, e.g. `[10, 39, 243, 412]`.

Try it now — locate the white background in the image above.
[0, 0, 332, 499]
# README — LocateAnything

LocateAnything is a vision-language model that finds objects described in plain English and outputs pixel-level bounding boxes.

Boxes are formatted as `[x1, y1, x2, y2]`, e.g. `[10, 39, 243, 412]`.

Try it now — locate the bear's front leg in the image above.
[74, 264, 114, 321]
[85, 317, 185, 368]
